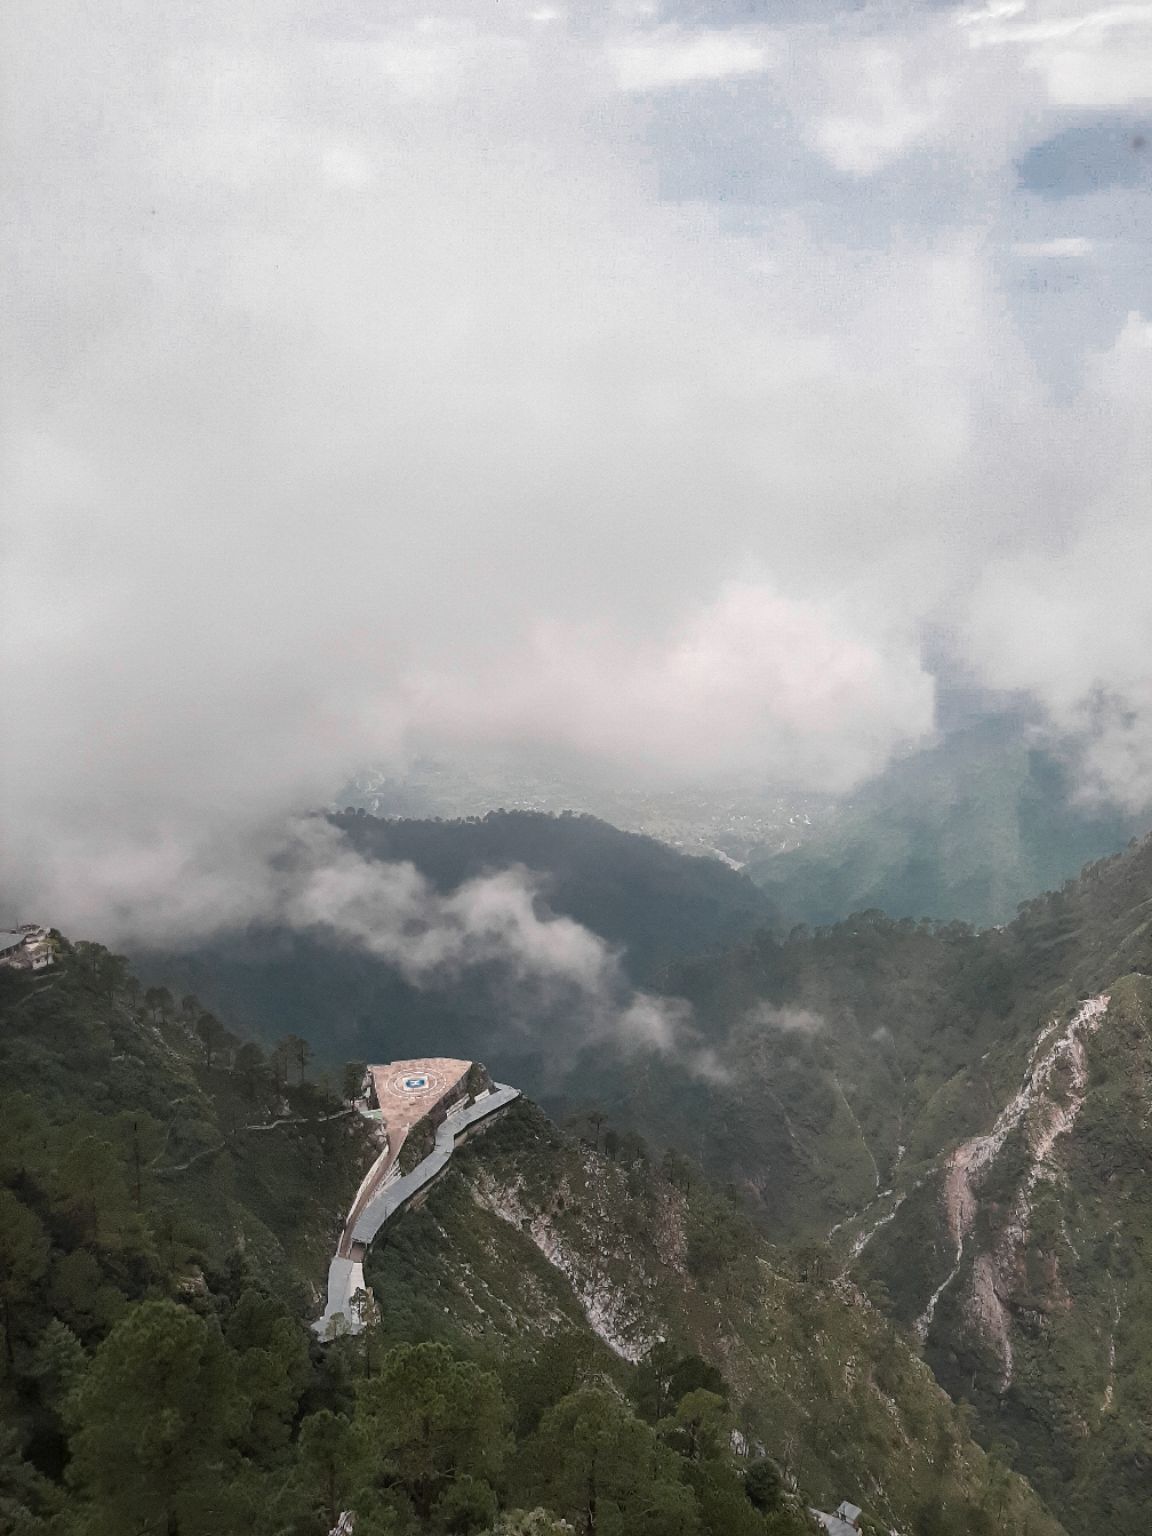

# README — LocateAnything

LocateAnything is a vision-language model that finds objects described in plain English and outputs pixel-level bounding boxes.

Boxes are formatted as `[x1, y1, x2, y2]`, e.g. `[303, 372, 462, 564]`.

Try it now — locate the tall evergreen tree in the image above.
[66, 1299, 243, 1536]
[357, 1341, 510, 1522]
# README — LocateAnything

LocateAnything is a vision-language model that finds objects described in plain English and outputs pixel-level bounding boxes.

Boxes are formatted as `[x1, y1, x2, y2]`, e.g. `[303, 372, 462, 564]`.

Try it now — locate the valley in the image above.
[0, 935, 1051, 1536]
[9, 813, 1152, 1532]
[134, 810, 1152, 1532]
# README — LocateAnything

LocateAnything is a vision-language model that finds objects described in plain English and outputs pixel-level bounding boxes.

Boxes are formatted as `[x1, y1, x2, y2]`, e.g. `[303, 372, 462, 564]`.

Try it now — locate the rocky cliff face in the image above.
[914, 993, 1110, 1374]
[855, 977, 1152, 1534]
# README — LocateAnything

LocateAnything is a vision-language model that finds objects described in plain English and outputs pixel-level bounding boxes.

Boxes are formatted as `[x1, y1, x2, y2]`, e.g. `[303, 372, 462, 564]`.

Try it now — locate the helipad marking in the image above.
[388, 1068, 440, 1098]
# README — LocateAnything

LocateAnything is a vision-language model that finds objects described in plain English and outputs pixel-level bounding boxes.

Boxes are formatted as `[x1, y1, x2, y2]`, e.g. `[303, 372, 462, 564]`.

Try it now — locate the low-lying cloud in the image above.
[278, 820, 723, 1079]
[748, 1004, 827, 1038]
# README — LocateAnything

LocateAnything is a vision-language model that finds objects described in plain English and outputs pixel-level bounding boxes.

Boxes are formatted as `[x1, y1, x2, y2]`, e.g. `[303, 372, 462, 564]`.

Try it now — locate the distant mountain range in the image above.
[341, 702, 1148, 933]
[747, 709, 1146, 930]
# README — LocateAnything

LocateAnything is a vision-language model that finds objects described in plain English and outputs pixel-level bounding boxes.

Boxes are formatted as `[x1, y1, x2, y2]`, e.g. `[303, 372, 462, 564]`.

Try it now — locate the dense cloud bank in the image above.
[2, 0, 1150, 938]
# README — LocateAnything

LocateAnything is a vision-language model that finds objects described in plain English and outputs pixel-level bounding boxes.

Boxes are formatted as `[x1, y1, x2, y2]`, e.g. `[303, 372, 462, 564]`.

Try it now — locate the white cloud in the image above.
[805, 43, 952, 176]
[374, 21, 482, 99]
[410, 581, 934, 789]
[960, 0, 1152, 105]
[963, 311, 1152, 805]
[280, 819, 723, 1076]
[1013, 236, 1097, 257]
[609, 25, 778, 91]
[1, 0, 1150, 939]
[319, 140, 375, 189]
[749, 1003, 826, 1036]
[1041, 38, 1152, 106]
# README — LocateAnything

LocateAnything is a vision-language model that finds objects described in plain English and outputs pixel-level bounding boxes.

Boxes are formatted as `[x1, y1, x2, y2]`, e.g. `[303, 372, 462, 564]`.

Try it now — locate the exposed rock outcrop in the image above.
[916, 994, 1110, 1388]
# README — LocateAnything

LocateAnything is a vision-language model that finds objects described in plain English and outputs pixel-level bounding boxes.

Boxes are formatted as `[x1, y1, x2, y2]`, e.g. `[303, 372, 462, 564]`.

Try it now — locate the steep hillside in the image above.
[584, 831, 1152, 1238]
[353, 1100, 1063, 1536]
[0, 936, 372, 1533]
[746, 711, 1142, 929]
[0, 936, 1061, 1536]
[126, 820, 1152, 1534]
[0, 939, 367, 1309]
[651, 834, 1152, 1534]
[138, 813, 1152, 1248]
[846, 976, 1152, 1534]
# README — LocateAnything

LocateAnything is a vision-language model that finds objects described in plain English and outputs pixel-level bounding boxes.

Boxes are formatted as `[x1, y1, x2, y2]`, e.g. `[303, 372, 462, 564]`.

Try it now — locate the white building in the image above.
[0, 924, 54, 971]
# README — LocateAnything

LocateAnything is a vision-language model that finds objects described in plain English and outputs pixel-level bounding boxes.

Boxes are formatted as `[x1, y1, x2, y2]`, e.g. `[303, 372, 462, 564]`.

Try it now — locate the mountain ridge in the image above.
[120, 815, 1152, 1532]
[0, 937, 1061, 1535]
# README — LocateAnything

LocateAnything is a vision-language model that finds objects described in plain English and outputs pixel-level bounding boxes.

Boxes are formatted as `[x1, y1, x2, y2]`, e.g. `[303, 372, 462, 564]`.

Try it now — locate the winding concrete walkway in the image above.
[314, 1082, 520, 1336]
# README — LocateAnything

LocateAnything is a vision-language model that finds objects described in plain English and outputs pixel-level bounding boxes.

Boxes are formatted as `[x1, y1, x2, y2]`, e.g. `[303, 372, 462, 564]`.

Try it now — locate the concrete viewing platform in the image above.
[314, 1057, 519, 1337]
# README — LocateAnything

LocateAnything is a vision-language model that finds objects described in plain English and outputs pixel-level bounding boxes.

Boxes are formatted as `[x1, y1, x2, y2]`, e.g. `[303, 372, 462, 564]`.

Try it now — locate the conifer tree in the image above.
[66, 1299, 243, 1536]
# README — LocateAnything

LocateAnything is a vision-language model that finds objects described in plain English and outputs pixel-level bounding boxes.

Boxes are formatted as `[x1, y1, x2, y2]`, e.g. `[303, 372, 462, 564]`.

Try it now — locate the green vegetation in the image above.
[615, 830, 1152, 1534]
[325, 810, 775, 979]
[134, 809, 1150, 1251]
[127, 809, 1152, 1534]
[124, 791, 1152, 1532]
[0, 939, 367, 1533]
[0, 936, 1062, 1535]
[888, 975, 1152, 1536]
[359, 1101, 1062, 1536]
[746, 710, 1143, 930]
[25, 814, 1152, 1534]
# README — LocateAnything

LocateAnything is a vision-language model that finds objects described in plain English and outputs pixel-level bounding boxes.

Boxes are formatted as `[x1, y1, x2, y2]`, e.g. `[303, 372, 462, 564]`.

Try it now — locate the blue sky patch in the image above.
[1018, 115, 1152, 200]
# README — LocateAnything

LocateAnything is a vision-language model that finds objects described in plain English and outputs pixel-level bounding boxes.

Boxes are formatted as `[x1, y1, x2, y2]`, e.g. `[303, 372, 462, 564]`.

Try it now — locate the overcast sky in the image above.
[2, 0, 1151, 940]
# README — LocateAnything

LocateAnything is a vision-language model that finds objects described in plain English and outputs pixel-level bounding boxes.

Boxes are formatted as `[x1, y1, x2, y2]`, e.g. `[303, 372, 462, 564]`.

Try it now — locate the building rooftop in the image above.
[812, 1513, 859, 1536]
[366, 1057, 473, 1141]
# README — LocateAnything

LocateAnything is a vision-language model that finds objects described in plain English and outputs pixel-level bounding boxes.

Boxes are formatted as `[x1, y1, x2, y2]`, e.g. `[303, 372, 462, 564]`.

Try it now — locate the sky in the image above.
[2, 0, 1151, 943]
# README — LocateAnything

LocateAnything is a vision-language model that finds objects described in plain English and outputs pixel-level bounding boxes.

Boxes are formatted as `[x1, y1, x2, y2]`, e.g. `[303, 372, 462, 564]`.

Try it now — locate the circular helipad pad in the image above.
[389, 1069, 439, 1097]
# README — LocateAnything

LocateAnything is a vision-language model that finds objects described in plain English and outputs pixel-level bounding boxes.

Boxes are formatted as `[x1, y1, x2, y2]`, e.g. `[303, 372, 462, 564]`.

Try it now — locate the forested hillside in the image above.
[648, 835, 1152, 1532]
[362, 1099, 1062, 1536]
[127, 815, 1152, 1534]
[746, 711, 1142, 929]
[330, 810, 775, 978]
[153, 809, 1152, 1249]
[0, 937, 369, 1532]
[0, 936, 1064, 1536]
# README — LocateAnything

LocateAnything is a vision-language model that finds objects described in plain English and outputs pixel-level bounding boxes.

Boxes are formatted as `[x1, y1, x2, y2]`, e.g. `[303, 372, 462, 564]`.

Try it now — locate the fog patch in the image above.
[278, 821, 722, 1080]
[748, 1003, 827, 1036]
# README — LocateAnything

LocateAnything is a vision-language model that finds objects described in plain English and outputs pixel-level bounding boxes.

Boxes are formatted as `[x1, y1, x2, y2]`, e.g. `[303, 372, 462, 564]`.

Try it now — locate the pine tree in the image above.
[0, 1189, 49, 1364]
[66, 1299, 244, 1536]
